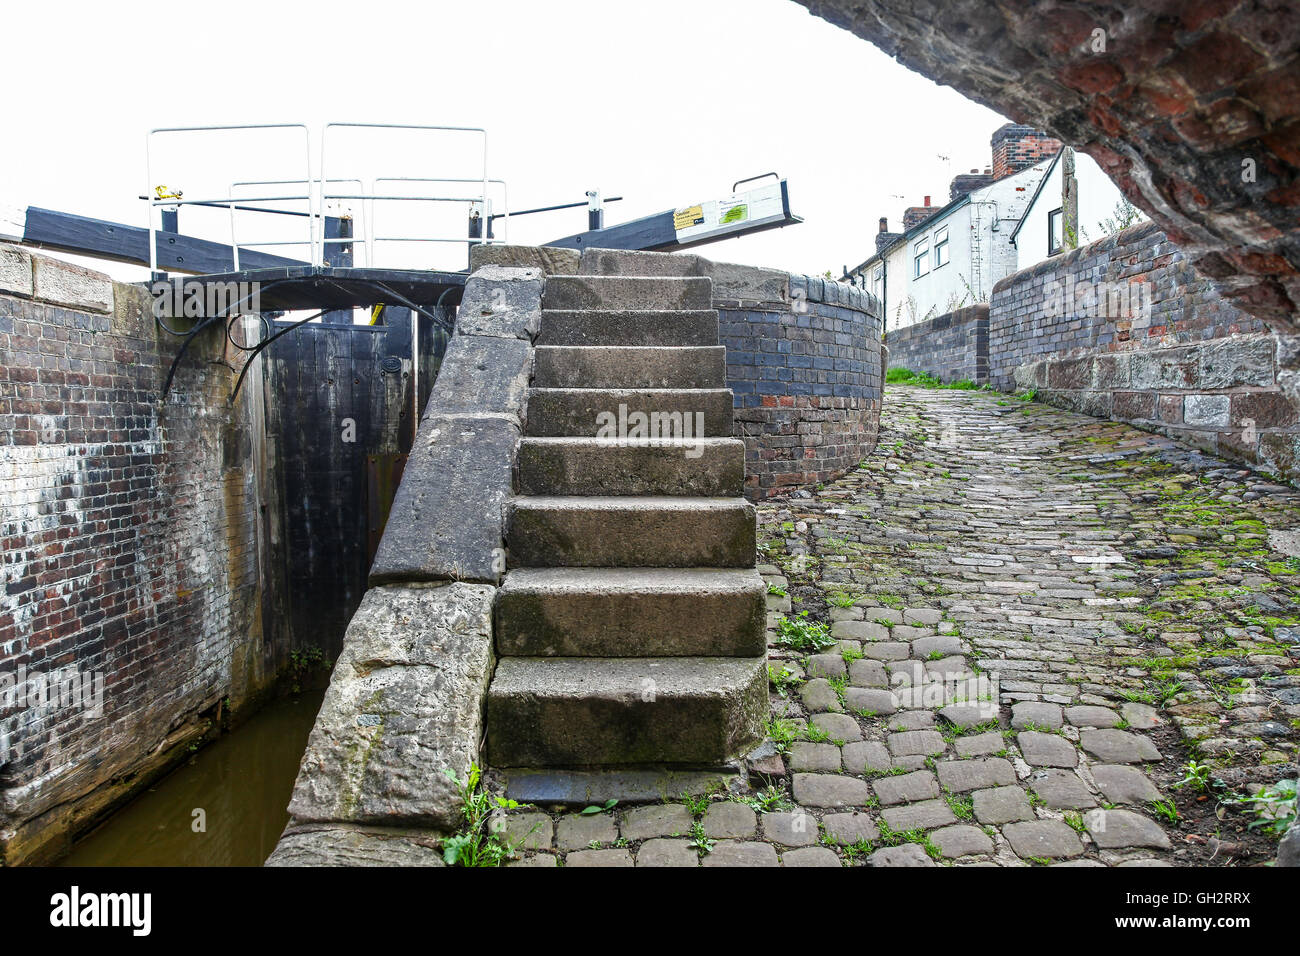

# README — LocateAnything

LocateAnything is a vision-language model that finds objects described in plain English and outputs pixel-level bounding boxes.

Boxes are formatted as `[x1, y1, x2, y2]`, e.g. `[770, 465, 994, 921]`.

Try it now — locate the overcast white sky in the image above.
[5, 0, 1013, 281]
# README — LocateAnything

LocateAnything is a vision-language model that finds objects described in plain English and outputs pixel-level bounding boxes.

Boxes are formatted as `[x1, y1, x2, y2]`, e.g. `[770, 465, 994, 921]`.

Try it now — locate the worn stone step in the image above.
[578, 248, 707, 277]
[533, 345, 725, 389]
[525, 388, 734, 438]
[517, 437, 744, 496]
[506, 496, 755, 568]
[502, 767, 741, 806]
[495, 567, 766, 657]
[538, 309, 719, 347]
[542, 275, 712, 311]
[486, 656, 766, 766]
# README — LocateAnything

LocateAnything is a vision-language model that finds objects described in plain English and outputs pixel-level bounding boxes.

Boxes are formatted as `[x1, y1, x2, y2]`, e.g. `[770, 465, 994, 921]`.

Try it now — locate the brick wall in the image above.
[0, 246, 291, 864]
[885, 305, 989, 384]
[991, 124, 1062, 178]
[989, 222, 1299, 482]
[715, 268, 883, 499]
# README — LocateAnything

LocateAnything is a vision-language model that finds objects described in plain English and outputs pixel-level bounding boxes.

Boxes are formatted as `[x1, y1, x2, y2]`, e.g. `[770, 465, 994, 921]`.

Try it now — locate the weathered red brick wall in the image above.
[0, 246, 289, 864]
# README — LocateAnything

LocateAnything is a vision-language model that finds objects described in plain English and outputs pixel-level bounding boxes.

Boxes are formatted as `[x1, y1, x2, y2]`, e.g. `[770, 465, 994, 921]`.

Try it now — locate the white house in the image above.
[1011, 147, 1143, 270]
[848, 156, 1055, 331]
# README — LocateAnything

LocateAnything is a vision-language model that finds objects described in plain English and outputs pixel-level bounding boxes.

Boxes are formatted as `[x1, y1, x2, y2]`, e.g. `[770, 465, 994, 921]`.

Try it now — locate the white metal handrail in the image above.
[323, 124, 502, 265]
[146, 123, 315, 271]
[374, 172, 509, 254]
[145, 122, 507, 272]
[228, 178, 369, 269]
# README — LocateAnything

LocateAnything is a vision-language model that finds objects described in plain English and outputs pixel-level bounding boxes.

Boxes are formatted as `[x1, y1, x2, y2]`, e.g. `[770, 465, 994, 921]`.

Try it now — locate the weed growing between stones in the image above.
[442, 763, 528, 867]
[739, 785, 793, 814]
[769, 663, 804, 698]
[775, 612, 836, 651]
[766, 717, 801, 754]
[875, 820, 943, 860]
[1150, 799, 1180, 825]
[287, 646, 333, 694]
[885, 367, 981, 391]
[1223, 778, 1298, 836]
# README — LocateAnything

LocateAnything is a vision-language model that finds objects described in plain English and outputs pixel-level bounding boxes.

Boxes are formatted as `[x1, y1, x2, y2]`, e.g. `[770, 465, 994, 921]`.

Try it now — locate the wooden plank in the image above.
[20, 205, 308, 273]
[546, 209, 677, 251]
[546, 180, 801, 252]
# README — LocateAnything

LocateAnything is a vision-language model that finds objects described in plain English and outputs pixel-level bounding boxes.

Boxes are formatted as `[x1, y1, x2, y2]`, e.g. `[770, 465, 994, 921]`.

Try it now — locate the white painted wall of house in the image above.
[1015, 150, 1137, 270]
[881, 157, 1054, 331]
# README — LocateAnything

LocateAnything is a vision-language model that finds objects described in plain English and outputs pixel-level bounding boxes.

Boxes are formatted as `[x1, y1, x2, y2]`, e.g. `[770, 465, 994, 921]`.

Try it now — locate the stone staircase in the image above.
[486, 253, 767, 774]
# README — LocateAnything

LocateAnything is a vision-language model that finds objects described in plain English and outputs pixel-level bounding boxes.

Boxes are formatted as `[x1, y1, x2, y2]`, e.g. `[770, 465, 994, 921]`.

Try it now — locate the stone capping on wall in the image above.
[469, 242, 883, 315]
[0, 243, 116, 314]
[269, 265, 541, 866]
[987, 221, 1299, 484]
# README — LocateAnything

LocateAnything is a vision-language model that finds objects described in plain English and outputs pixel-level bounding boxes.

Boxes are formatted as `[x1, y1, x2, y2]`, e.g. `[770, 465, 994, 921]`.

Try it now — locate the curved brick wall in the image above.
[712, 266, 883, 499]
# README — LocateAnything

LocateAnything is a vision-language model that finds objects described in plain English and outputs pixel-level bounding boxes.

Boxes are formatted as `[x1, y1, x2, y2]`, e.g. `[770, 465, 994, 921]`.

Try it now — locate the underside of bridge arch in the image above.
[796, 0, 1300, 334]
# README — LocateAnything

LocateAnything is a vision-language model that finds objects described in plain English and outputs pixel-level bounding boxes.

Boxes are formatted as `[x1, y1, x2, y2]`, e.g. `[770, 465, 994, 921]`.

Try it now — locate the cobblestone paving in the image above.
[503, 386, 1300, 866]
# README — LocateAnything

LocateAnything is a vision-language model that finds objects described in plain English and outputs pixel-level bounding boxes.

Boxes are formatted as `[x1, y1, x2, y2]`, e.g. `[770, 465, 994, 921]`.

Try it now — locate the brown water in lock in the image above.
[59, 690, 325, 867]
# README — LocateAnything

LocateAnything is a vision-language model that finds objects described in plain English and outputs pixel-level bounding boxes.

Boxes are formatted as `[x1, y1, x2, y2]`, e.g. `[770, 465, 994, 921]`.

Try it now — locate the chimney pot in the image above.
[878, 217, 888, 233]
[924, 195, 931, 207]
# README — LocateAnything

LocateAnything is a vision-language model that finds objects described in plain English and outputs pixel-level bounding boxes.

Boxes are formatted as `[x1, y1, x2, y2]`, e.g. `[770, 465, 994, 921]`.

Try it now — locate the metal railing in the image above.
[321, 123, 501, 265]
[145, 122, 506, 273]
[147, 123, 315, 271]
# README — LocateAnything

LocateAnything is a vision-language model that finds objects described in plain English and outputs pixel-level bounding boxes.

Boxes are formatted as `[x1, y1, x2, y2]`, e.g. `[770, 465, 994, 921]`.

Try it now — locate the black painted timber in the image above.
[267, 311, 449, 658]
[22, 206, 309, 273]
[185, 266, 467, 311]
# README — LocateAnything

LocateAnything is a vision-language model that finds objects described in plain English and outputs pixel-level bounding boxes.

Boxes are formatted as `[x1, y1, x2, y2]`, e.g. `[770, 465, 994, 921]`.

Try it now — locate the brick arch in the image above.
[796, 0, 1299, 334]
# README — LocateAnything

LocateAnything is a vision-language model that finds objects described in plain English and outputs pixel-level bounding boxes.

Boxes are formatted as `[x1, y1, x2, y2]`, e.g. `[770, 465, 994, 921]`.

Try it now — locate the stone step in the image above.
[542, 275, 712, 311]
[533, 345, 725, 389]
[525, 387, 734, 438]
[577, 248, 707, 277]
[538, 309, 719, 347]
[506, 496, 755, 568]
[495, 567, 766, 657]
[502, 768, 741, 806]
[486, 656, 766, 766]
[517, 437, 744, 496]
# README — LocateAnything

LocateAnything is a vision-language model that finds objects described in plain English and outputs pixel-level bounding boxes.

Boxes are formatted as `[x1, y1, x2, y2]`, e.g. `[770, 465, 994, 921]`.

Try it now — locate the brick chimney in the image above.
[991, 123, 1062, 178]
[949, 168, 995, 201]
[875, 216, 902, 254]
[902, 195, 937, 231]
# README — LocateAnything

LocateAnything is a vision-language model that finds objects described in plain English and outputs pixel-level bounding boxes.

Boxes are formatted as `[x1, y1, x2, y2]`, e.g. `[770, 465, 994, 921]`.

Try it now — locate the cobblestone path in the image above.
[502, 386, 1300, 866]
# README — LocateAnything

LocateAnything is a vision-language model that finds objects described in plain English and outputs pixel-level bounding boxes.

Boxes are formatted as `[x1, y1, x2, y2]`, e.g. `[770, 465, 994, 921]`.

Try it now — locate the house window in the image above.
[1048, 208, 1064, 256]
[913, 239, 929, 278]
[933, 227, 949, 268]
